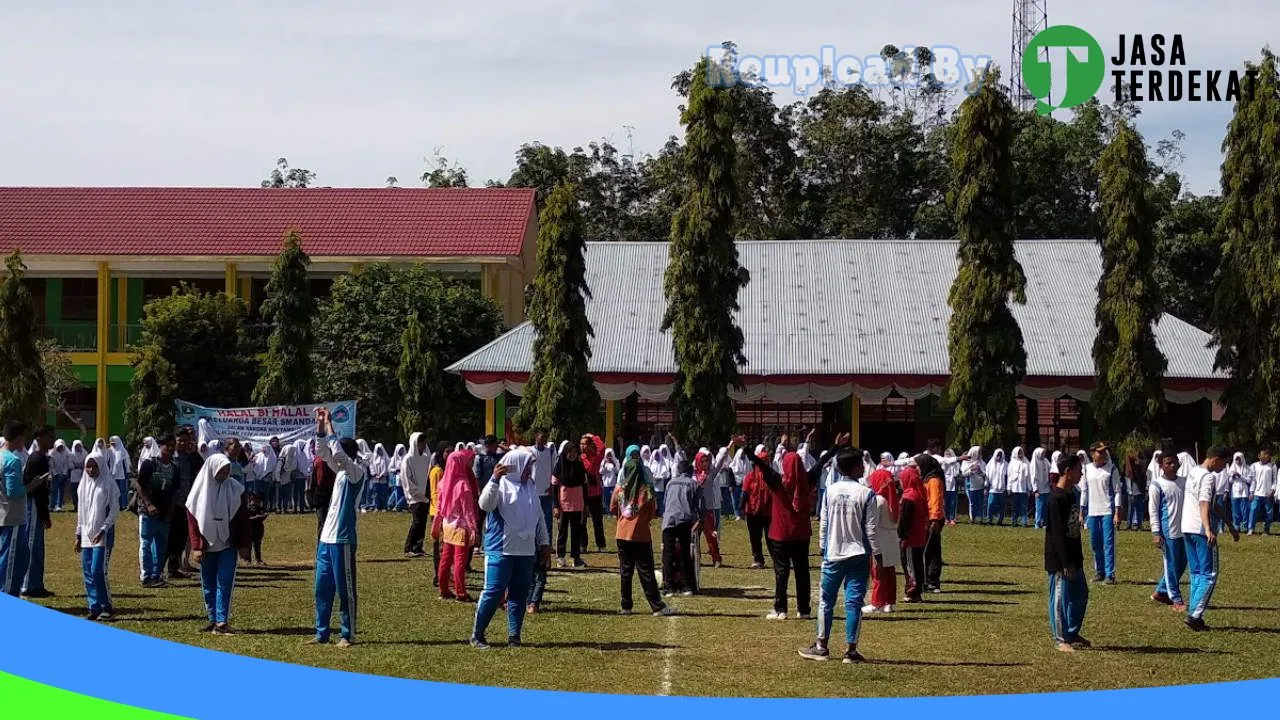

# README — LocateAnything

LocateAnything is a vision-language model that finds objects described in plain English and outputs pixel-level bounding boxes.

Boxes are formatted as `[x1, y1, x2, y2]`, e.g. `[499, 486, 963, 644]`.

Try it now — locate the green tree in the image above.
[1209, 50, 1280, 447]
[661, 56, 749, 449]
[125, 287, 256, 446]
[422, 151, 469, 188]
[314, 265, 503, 443]
[1092, 120, 1167, 451]
[396, 310, 441, 439]
[0, 251, 48, 427]
[512, 183, 601, 440]
[944, 69, 1027, 450]
[261, 157, 316, 188]
[1154, 193, 1222, 330]
[40, 340, 86, 436]
[253, 231, 315, 406]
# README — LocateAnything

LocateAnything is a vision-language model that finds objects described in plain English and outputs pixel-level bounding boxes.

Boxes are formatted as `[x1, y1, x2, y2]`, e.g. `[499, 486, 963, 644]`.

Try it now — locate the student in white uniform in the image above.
[1226, 453, 1253, 532]
[1007, 447, 1032, 528]
[942, 449, 961, 525]
[1181, 446, 1238, 632]
[985, 449, 1008, 526]
[1149, 451, 1187, 610]
[1080, 442, 1122, 584]
[1248, 450, 1275, 535]
[1033, 447, 1052, 528]
[961, 446, 986, 524]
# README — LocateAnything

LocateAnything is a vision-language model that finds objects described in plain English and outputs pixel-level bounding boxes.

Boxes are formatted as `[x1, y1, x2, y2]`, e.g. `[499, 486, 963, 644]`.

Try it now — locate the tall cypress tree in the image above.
[661, 56, 749, 450]
[1210, 50, 1280, 447]
[513, 182, 600, 441]
[253, 231, 315, 406]
[397, 309, 441, 439]
[1092, 120, 1167, 450]
[0, 251, 48, 426]
[944, 68, 1027, 450]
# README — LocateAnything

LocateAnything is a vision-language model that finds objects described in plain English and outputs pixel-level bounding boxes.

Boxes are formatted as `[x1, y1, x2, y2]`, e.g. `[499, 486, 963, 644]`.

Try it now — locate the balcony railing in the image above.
[38, 324, 97, 351]
[109, 324, 144, 353]
[41, 322, 276, 354]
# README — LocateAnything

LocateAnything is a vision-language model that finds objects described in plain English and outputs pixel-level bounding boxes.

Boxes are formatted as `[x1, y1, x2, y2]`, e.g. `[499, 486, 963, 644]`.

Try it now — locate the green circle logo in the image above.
[1022, 25, 1105, 114]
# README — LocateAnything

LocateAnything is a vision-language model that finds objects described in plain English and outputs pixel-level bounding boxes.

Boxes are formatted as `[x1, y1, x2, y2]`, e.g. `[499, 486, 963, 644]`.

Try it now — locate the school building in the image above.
[449, 240, 1227, 454]
[1, 186, 537, 440]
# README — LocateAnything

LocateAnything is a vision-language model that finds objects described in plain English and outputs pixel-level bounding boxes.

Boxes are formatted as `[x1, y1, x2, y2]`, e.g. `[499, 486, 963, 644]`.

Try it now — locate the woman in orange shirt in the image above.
[610, 446, 673, 616]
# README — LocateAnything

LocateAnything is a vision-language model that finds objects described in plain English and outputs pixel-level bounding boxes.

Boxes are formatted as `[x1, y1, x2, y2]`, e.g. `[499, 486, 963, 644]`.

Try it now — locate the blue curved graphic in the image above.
[0, 592, 1275, 717]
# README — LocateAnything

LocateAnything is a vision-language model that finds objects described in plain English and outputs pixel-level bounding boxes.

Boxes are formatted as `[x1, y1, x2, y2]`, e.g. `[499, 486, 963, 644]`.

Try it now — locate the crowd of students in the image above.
[0, 415, 1268, 662]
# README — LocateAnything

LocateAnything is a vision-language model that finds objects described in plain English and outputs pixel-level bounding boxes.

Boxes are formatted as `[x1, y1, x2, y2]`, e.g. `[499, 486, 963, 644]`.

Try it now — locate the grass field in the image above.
[23, 509, 1280, 698]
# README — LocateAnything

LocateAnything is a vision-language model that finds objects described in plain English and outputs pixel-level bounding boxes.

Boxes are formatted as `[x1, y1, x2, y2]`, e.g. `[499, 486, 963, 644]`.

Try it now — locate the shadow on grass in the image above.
[1214, 605, 1280, 612]
[869, 658, 1030, 668]
[860, 615, 933, 622]
[531, 641, 678, 651]
[931, 598, 1015, 606]
[363, 558, 411, 565]
[901, 607, 999, 615]
[48, 605, 159, 617]
[235, 584, 295, 590]
[944, 579, 1018, 587]
[1214, 626, 1280, 635]
[948, 562, 1035, 570]
[680, 611, 765, 619]
[550, 567, 616, 576]
[238, 626, 324, 637]
[693, 587, 772, 599]
[949, 589, 1033, 597]
[1096, 645, 1227, 655]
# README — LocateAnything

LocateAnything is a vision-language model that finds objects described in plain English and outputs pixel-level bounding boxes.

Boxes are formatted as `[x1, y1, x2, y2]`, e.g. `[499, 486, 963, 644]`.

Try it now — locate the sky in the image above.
[0, 0, 1274, 198]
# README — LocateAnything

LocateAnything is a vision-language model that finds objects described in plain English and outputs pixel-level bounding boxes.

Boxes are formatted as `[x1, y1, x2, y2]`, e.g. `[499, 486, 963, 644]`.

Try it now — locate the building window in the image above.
[1038, 398, 1081, 453]
[860, 395, 916, 424]
[61, 278, 97, 321]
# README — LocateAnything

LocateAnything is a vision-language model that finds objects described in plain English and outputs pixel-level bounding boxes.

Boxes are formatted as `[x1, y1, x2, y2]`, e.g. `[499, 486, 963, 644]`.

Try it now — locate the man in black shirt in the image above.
[135, 433, 178, 587]
[167, 426, 202, 580]
[20, 426, 56, 598]
[1046, 452, 1089, 652]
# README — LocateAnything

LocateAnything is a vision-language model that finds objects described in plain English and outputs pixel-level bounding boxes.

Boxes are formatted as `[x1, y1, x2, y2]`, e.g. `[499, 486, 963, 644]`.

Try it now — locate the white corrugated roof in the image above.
[447, 240, 1222, 381]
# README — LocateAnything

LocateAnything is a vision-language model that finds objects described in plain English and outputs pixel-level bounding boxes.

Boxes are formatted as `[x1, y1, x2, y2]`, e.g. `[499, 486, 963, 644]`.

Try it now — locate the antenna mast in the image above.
[1010, 0, 1049, 111]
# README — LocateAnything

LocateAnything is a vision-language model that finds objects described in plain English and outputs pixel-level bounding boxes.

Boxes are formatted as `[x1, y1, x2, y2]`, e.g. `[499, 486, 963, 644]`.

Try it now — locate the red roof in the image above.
[0, 187, 536, 257]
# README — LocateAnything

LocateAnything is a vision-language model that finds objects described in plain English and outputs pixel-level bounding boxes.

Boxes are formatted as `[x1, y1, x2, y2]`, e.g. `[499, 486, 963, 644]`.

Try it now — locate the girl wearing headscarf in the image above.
[252, 441, 278, 509]
[729, 446, 749, 520]
[433, 447, 479, 601]
[429, 443, 449, 581]
[610, 446, 672, 616]
[898, 464, 928, 602]
[399, 434, 431, 558]
[741, 445, 773, 568]
[309, 409, 368, 646]
[136, 437, 158, 475]
[942, 449, 960, 525]
[984, 449, 1008, 525]
[185, 453, 250, 635]
[600, 449, 619, 516]
[1032, 448, 1051, 527]
[864, 463, 901, 613]
[367, 443, 390, 512]
[49, 439, 72, 513]
[292, 440, 310, 513]
[388, 444, 408, 512]
[552, 441, 587, 568]
[75, 446, 119, 620]
[1124, 453, 1148, 531]
[693, 446, 729, 568]
[68, 440, 87, 512]
[1226, 452, 1252, 532]
[470, 447, 551, 650]
[109, 436, 132, 511]
[862, 450, 875, 482]
[961, 446, 986, 523]
[651, 445, 672, 515]
[1008, 447, 1032, 528]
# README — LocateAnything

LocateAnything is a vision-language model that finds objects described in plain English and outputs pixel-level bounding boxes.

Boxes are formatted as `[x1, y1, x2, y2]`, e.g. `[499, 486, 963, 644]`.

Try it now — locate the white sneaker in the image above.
[862, 604, 879, 614]
[882, 604, 894, 613]
[766, 611, 787, 620]
[653, 606, 676, 617]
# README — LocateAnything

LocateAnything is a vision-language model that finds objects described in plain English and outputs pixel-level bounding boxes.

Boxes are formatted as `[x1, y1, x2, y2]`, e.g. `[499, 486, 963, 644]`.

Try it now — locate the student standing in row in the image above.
[186, 453, 251, 635]
[898, 464, 928, 603]
[133, 434, 178, 588]
[919, 454, 947, 594]
[75, 446, 118, 620]
[433, 447, 478, 602]
[961, 446, 986, 524]
[1046, 452, 1089, 652]
[580, 434, 607, 553]
[552, 441, 587, 568]
[740, 445, 772, 569]
[611, 446, 672, 616]
[1149, 452, 1187, 611]
[985, 449, 1008, 525]
[1080, 442, 1122, 584]
[1249, 449, 1275, 535]
[1226, 453, 1252, 532]
[167, 426, 201, 580]
[310, 408, 366, 647]
[528, 433, 556, 614]
[1, 423, 35, 596]
[400, 433, 432, 558]
[799, 444, 880, 664]
[942, 449, 960, 525]
[863, 463, 899, 614]
[1032, 448, 1051, 528]
[1182, 447, 1239, 632]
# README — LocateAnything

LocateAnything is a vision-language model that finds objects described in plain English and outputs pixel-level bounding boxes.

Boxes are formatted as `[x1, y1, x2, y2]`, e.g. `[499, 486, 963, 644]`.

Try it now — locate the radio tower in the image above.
[1010, 0, 1049, 111]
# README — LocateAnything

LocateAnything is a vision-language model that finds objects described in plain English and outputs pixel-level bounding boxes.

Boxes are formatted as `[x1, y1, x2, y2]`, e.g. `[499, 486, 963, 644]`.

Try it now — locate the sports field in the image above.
[25, 511, 1280, 697]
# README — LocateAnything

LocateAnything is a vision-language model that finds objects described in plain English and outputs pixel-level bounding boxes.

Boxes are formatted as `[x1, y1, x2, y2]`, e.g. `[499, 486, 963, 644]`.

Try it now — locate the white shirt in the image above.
[1251, 462, 1275, 498]
[1181, 466, 1216, 536]
[1081, 462, 1122, 516]
[819, 480, 880, 563]
[532, 445, 556, 496]
[1228, 465, 1252, 499]
[1007, 458, 1031, 493]
[1148, 476, 1184, 539]
[76, 476, 119, 547]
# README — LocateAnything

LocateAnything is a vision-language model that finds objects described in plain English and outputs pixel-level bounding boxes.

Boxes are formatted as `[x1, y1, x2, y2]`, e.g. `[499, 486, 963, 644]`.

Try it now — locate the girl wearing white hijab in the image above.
[109, 436, 131, 511]
[470, 447, 551, 650]
[68, 440, 87, 511]
[942, 449, 960, 525]
[75, 446, 119, 620]
[961, 446, 986, 523]
[367, 443, 390, 512]
[1226, 452, 1252, 532]
[1032, 448, 1051, 528]
[600, 449, 619, 515]
[985, 449, 1008, 525]
[1007, 447, 1033, 528]
[276, 443, 297, 513]
[136, 437, 160, 475]
[185, 454, 249, 635]
[653, 445, 673, 515]
[387, 444, 408, 512]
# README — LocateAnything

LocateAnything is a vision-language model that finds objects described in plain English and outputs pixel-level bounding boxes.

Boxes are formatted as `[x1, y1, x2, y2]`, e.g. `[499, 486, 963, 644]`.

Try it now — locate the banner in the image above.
[174, 399, 357, 446]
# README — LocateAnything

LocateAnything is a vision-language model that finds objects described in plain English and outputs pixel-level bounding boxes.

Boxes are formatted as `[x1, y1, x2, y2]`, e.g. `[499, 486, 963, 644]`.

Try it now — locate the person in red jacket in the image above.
[579, 434, 607, 554]
[747, 430, 844, 620]
[898, 463, 929, 603]
[741, 445, 773, 569]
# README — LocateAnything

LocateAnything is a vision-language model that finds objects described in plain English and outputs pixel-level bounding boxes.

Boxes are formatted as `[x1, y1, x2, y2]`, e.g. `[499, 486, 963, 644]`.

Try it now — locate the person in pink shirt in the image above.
[553, 441, 588, 568]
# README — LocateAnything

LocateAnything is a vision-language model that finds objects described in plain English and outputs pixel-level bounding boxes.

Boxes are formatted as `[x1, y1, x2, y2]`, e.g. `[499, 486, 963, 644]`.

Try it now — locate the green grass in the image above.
[27, 510, 1280, 697]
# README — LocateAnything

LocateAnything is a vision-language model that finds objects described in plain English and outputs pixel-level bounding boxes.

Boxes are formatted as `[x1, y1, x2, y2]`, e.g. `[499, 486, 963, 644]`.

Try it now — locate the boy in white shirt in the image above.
[1181, 447, 1239, 632]
[1249, 450, 1275, 535]
[1079, 442, 1123, 584]
[1148, 452, 1187, 611]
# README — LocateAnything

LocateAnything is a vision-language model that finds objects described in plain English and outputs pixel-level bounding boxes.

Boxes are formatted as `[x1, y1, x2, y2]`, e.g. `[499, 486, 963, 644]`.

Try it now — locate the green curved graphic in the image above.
[0, 671, 190, 718]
